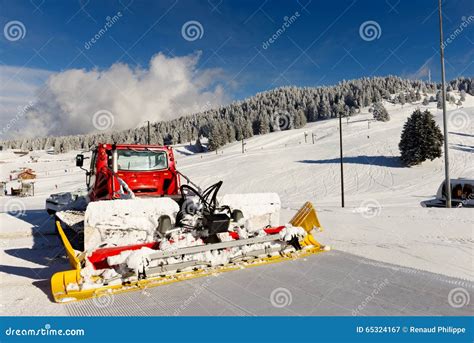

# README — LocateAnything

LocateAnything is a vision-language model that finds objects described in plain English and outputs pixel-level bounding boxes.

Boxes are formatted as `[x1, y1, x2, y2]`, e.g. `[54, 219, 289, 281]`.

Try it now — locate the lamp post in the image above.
[438, 0, 451, 208]
[146, 121, 151, 145]
[339, 112, 345, 208]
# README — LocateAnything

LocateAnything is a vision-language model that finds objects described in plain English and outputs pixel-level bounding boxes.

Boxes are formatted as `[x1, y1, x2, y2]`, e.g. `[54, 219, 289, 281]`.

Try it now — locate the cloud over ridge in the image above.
[22, 52, 227, 137]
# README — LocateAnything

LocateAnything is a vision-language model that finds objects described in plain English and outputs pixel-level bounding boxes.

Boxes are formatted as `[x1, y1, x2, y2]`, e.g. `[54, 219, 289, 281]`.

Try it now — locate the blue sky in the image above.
[0, 0, 472, 137]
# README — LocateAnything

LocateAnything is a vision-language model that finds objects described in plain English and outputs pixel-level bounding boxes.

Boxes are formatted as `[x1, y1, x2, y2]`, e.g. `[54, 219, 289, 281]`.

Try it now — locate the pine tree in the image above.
[372, 102, 390, 122]
[399, 93, 406, 106]
[256, 115, 270, 134]
[448, 94, 456, 104]
[208, 123, 223, 151]
[422, 97, 429, 106]
[399, 109, 443, 166]
[294, 110, 307, 128]
[437, 97, 443, 109]
[415, 90, 421, 101]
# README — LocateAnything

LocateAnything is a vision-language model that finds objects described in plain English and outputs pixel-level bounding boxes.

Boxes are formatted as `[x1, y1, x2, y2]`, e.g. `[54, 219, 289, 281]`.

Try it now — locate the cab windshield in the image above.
[117, 149, 168, 171]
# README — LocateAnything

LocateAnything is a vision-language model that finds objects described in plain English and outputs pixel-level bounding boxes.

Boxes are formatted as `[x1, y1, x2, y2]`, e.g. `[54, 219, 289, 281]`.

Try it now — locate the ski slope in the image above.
[0, 95, 472, 315]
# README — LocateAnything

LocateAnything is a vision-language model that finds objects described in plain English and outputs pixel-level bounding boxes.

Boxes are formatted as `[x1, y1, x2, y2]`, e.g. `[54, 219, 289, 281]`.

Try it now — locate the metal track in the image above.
[148, 234, 283, 260]
[145, 245, 287, 275]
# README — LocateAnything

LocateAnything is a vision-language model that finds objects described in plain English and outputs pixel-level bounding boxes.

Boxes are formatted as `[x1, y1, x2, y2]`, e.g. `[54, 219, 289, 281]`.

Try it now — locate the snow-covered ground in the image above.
[0, 94, 473, 315]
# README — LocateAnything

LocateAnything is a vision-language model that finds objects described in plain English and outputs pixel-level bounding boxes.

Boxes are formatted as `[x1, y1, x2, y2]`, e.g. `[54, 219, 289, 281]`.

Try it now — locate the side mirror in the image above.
[76, 154, 84, 167]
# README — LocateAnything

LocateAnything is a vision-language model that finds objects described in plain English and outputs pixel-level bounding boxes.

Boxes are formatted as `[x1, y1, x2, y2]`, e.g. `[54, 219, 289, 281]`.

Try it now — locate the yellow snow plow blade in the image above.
[51, 221, 82, 302]
[290, 201, 323, 233]
[290, 201, 324, 249]
[51, 202, 327, 303]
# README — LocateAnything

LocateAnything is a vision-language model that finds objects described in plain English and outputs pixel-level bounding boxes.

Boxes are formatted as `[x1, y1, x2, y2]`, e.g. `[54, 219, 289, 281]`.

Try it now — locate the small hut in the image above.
[18, 168, 36, 180]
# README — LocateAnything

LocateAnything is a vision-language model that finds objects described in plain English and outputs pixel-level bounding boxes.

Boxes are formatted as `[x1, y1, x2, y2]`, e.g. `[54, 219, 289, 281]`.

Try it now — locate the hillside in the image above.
[2, 76, 472, 154]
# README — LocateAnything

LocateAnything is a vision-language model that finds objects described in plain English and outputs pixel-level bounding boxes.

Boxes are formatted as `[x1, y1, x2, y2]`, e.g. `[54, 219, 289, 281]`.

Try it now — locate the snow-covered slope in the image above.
[0, 94, 472, 315]
[177, 95, 473, 208]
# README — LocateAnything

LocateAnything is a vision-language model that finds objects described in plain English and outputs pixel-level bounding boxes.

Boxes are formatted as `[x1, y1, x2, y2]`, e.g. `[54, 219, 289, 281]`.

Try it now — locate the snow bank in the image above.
[220, 193, 281, 231]
[84, 198, 179, 252]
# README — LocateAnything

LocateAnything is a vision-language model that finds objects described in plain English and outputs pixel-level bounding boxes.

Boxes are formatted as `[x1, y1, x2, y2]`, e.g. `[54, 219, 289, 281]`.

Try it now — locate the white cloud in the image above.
[405, 57, 435, 80]
[1, 52, 228, 139]
[0, 66, 52, 139]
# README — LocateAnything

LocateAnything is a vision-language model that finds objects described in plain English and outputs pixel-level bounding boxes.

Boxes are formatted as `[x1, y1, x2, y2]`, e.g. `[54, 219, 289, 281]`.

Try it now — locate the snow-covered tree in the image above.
[372, 102, 390, 122]
[399, 93, 406, 106]
[399, 109, 443, 166]
[437, 96, 443, 109]
[448, 94, 456, 104]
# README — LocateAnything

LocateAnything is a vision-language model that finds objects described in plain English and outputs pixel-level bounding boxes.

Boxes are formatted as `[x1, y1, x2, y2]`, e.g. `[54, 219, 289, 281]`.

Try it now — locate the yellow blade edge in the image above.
[289, 201, 323, 233]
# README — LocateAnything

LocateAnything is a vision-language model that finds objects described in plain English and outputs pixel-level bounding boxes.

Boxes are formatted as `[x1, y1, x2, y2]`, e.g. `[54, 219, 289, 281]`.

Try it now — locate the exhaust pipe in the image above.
[112, 144, 118, 173]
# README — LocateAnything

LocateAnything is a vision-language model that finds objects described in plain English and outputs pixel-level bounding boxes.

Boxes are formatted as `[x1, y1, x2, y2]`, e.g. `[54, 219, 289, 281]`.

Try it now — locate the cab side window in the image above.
[452, 184, 463, 200]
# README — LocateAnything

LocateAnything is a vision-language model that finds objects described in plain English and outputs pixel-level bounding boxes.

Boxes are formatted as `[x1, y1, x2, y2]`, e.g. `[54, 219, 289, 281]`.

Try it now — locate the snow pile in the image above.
[84, 198, 179, 252]
[236, 227, 249, 239]
[99, 226, 293, 276]
[107, 247, 155, 275]
[220, 193, 281, 231]
[279, 225, 306, 241]
[159, 232, 204, 251]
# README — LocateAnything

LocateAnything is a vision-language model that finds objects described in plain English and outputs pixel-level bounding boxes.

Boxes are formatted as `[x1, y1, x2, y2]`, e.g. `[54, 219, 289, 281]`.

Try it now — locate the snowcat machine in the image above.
[48, 143, 328, 303]
[421, 178, 473, 208]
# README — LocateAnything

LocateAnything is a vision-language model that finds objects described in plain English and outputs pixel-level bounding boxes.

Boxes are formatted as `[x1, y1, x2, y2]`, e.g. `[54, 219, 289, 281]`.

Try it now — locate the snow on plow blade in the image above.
[84, 198, 180, 253]
[51, 201, 327, 303]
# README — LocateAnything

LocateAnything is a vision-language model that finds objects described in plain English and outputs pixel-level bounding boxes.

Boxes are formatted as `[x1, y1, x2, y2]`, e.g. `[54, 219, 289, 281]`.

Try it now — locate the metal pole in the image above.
[147, 121, 151, 145]
[339, 112, 345, 208]
[438, 0, 451, 208]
